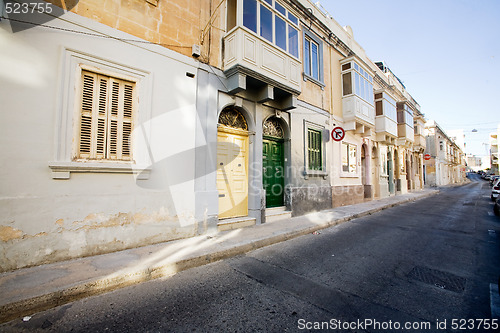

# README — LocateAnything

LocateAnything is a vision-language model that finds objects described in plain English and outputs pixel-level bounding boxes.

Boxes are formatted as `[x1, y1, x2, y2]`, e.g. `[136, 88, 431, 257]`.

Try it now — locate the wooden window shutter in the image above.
[108, 79, 120, 160]
[77, 69, 135, 161]
[96, 76, 109, 159]
[122, 83, 134, 158]
[78, 71, 95, 159]
[307, 128, 322, 171]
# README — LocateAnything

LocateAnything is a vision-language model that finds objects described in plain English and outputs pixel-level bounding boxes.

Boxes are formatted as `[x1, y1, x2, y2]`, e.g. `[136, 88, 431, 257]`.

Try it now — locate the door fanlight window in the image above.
[263, 117, 284, 138]
[218, 106, 248, 130]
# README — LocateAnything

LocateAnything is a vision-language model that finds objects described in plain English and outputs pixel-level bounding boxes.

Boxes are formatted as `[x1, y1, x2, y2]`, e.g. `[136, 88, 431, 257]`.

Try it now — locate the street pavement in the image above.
[3, 177, 499, 332]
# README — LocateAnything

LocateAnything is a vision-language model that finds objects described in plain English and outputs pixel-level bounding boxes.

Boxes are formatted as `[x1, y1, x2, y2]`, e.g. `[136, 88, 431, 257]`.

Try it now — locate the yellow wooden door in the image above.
[217, 129, 248, 219]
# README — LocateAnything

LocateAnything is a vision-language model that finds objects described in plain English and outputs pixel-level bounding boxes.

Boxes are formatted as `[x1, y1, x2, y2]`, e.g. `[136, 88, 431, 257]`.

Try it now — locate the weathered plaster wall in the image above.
[47, 0, 224, 68]
[0, 10, 202, 271]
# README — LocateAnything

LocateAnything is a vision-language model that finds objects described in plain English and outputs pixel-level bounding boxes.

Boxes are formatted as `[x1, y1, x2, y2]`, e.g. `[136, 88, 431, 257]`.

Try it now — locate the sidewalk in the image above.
[0, 189, 439, 323]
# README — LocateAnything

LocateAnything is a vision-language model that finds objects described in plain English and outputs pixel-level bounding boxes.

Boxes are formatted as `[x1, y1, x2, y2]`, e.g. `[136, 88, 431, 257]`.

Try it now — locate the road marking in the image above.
[488, 212, 494, 216]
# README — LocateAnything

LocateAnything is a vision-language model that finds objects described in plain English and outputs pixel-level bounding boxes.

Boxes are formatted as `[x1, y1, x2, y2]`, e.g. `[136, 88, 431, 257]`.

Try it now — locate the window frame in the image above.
[303, 121, 327, 178]
[341, 142, 358, 177]
[240, 0, 300, 58]
[341, 59, 374, 105]
[49, 49, 152, 180]
[75, 68, 137, 162]
[302, 28, 324, 86]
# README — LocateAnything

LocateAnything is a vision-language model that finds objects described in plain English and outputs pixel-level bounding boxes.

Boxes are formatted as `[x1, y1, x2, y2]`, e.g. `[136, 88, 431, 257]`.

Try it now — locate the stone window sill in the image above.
[304, 170, 328, 180]
[48, 161, 151, 180]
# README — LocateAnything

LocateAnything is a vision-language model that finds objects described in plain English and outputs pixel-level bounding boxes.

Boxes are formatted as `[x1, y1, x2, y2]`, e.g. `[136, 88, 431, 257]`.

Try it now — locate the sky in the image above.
[320, 0, 500, 156]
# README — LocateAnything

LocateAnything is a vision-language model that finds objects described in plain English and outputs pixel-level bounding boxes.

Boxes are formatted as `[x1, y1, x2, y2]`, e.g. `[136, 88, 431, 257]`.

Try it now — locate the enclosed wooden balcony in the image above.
[222, 0, 302, 110]
[374, 92, 397, 144]
[397, 102, 414, 146]
[341, 57, 375, 137]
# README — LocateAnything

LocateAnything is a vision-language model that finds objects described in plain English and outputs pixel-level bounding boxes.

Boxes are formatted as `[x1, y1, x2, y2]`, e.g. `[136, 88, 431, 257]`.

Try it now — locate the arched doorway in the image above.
[263, 116, 285, 208]
[406, 151, 411, 190]
[387, 150, 394, 194]
[361, 144, 370, 199]
[217, 106, 249, 219]
[394, 148, 400, 192]
[371, 146, 379, 198]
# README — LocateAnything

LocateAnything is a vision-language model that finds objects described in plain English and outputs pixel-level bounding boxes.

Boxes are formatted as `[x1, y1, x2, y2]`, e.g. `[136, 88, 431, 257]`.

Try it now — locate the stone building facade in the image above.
[1, 0, 429, 271]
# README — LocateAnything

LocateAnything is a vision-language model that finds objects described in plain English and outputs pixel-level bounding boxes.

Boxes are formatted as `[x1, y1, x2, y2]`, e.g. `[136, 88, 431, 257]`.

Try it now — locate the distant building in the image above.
[490, 125, 500, 175]
[424, 121, 467, 186]
[466, 154, 484, 172]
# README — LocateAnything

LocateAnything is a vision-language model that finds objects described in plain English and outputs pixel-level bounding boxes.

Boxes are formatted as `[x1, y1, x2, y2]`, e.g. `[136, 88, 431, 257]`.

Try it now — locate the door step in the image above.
[265, 206, 292, 223]
[217, 216, 256, 232]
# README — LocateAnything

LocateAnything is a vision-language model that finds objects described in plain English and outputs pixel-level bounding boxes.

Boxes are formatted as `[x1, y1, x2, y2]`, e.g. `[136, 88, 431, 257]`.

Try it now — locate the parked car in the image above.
[492, 178, 500, 201]
[494, 196, 500, 216]
[490, 176, 499, 187]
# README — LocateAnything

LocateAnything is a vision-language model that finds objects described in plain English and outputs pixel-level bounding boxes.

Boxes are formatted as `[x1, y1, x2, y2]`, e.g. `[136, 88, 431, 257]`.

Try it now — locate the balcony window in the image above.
[260, 4, 273, 42]
[240, 0, 299, 58]
[243, 0, 257, 33]
[288, 26, 299, 58]
[341, 60, 374, 105]
[275, 1, 286, 15]
[397, 103, 414, 128]
[375, 92, 396, 120]
[275, 15, 287, 50]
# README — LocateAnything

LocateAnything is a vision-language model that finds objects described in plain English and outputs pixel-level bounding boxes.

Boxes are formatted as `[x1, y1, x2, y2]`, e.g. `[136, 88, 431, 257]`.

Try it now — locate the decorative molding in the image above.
[48, 162, 151, 180]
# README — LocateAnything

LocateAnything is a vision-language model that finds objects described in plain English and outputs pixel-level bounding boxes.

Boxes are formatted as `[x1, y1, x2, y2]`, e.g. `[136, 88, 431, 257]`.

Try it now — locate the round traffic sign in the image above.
[331, 126, 345, 142]
[424, 153, 431, 160]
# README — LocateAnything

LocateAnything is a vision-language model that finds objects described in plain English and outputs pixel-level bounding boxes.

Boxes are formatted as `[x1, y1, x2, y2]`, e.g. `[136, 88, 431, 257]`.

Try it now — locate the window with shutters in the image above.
[307, 128, 322, 171]
[76, 70, 135, 161]
[303, 121, 327, 177]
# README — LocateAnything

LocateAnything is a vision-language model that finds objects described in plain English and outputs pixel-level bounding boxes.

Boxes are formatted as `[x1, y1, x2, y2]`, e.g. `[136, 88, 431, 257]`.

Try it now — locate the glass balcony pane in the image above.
[260, 5, 273, 42]
[288, 12, 298, 25]
[275, 1, 286, 15]
[275, 16, 287, 51]
[288, 26, 299, 58]
[243, 0, 257, 33]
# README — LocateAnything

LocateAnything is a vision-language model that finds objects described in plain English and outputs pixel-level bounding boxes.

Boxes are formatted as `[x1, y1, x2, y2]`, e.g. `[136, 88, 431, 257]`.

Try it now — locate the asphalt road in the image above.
[2, 174, 500, 332]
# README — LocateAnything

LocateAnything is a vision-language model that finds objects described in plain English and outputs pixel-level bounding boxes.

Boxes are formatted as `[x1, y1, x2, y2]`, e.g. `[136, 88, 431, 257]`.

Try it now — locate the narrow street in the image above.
[2, 175, 499, 332]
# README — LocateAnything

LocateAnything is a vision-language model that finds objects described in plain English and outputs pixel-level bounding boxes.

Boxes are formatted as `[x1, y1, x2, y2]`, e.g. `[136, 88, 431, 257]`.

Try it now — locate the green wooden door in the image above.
[263, 138, 285, 208]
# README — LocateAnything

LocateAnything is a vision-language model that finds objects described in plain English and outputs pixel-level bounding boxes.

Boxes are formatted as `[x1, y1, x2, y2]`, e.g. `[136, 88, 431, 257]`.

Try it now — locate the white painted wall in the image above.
[0, 12, 202, 271]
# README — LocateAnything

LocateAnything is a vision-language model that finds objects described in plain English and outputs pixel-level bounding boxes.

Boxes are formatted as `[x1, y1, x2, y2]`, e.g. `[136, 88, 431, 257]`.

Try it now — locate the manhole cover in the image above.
[462, 201, 476, 206]
[408, 266, 466, 293]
